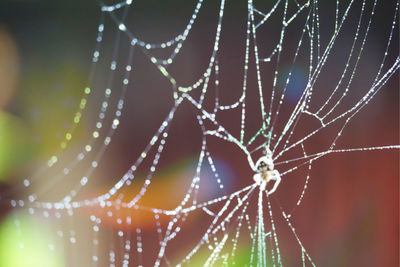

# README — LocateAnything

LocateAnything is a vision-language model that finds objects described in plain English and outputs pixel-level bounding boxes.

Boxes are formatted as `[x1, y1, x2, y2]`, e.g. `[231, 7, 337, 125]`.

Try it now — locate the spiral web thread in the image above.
[2, 0, 399, 266]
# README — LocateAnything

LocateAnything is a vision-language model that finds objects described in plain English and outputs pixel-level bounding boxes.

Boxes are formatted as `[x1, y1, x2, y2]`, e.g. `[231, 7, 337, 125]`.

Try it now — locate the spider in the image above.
[247, 148, 281, 195]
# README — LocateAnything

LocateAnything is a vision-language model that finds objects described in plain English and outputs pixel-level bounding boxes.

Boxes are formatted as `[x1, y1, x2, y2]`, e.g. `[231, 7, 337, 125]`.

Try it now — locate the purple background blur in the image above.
[0, 0, 398, 266]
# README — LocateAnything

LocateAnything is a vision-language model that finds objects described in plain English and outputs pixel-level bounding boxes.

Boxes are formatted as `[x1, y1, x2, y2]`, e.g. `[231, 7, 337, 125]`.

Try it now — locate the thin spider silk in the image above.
[0, 0, 398, 266]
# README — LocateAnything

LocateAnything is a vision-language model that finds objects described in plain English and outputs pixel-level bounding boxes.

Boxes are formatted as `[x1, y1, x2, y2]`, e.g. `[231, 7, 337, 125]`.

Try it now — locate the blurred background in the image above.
[0, 0, 398, 266]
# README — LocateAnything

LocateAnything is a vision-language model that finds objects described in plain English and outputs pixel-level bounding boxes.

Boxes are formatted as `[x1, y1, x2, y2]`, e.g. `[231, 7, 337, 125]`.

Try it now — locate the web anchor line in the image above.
[1, 0, 399, 266]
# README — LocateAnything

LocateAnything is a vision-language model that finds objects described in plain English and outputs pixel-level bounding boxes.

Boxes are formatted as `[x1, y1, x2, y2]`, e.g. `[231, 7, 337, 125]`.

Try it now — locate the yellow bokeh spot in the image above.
[79, 99, 86, 109]
[0, 112, 36, 181]
[0, 213, 64, 267]
[60, 142, 66, 149]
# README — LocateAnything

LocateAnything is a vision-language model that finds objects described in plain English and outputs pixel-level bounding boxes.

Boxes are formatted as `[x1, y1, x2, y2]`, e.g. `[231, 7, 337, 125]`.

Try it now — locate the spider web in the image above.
[1, 0, 399, 266]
